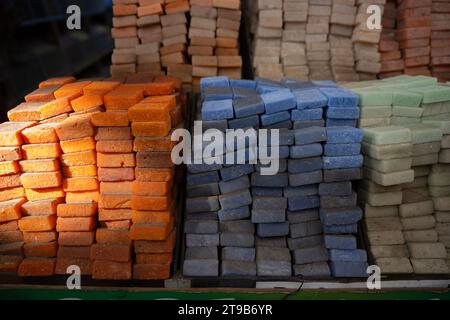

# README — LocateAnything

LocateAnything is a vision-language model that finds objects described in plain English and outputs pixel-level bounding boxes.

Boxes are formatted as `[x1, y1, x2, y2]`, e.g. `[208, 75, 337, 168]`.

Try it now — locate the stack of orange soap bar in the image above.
[0, 121, 35, 274]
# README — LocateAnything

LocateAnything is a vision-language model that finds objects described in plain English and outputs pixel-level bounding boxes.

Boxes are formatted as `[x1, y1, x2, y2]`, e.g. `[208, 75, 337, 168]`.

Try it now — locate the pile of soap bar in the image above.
[183, 76, 368, 278]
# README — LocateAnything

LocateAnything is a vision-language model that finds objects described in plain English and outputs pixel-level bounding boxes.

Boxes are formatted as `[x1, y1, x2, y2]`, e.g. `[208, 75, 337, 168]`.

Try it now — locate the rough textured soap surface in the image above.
[363, 126, 412, 145]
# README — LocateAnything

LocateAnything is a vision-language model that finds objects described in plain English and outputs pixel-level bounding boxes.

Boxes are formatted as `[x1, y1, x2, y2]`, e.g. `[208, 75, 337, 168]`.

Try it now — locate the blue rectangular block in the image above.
[256, 159, 287, 173]
[326, 107, 360, 119]
[220, 164, 254, 181]
[203, 87, 233, 101]
[257, 222, 290, 237]
[230, 79, 257, 89]
[228, 115, 259, 129]
[329, 249, 367, 262]
[319, 87, 359, 108]
[324, 223, 358, 234]
[187, 171, 220, 186]
[288, 195, 320, 211]
[264, 129, 294, 146]
[324, 143, 361, 156]
[218, 205, 250, 221]
[326, 119, 357, 127]
[320, 207, 363, 226]
[330, 261, 368, 278]
[323, 155, 363, 169]
[288, 157, 323, 174]
[202, 120, 228, 132]
[284, 185, 318, 198]
[324, 235, 357, 250]
[252, 187, 284, 197]
[232, 87, 258, 99]
[319, 182, 352, 196]
[202, 99, 234, 121]
[252, 209, 286, 223]
[261, 89, 296, 114]
[201, 76, 230, 90]
[320, 193, 357, 209]
[312, 80, 338, 88]
[294, 127, 327, 145]
[251, 172, 289, 187]
[233, 96, 265, 118]
[260, 111, 291, 126]
[256, 78, 284, 94]
[290, 144, 323, 159]
[291, 108, 323, 121]
[293, 89, 328, 109]
[263, 120, 293, 130]
[285, 80, 316, 91]
[293, 120, 325, 129]
[219, 176, 250, 194]
[289, 170, 323, 187]
[326, 127, 363, 144]
[187, 163, 223, 174]
[219, 189, 252, 210]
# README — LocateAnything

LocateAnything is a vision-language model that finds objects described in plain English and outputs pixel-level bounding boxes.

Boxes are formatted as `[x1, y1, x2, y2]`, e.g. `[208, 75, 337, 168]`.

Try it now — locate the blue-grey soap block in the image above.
[218, 205, 250, 221]
[233, 96, 265, 118]
[287, 209, 320, 223]
[220, 233, 255, 247]
[320, 192, 358, 208]
[232, 87, 258, 99]
[252, 209, 286, 223]
[294, 127, 327, 145]
[187, 163, 223, 174]
[289, 170, 323, 187]
[184, 220, 219, 234]
[222, 247, 256, 262]
[324, 235, 357, 250]
[187, 170, 220, 186]
[319, 182, 353, 196]
[294, 120, 325, 129]
[293, 247, 329, 265]
[253, 196, 287, 210]
[323, 168, 362, 182]
[329, 249, 367, 262]
[288, 157, 323, 173]
[330, 261, 368, 278]
[326, 107, 360, 119]
[252, 187, 284, 197]
[219, 189, 252, 210]
[261, 89, 296, 114]
[186, 234, 220, 247]
[220, 164, 254, 181]
[326, 119, 357, 127]
[231, 79, 257, 89]
[251, 172, 289, 187]
[260, 111, 291, 126]
[290, 144, 323, 159]
[228, 115, 260, 129]
[284, 185, 318, 197]
[324, 223, 358, 234]
[326, 126, 363, 144]
[288, 235, 324, 250]
[220, 220, 255, 234]
[323, 155, 363, 169]
[221, 261, 257, 276]
[186, 196, 220, 213]
[294, 89, 328, 109]
[320, 206, 363, 226]
[202, 119, 228, 132]
[291, 108, 323, 121]
[324, 143, 361, 156]
[183, 259, 219, 277]
[202, 99, 234, 121]
[257, 222, 290, 237]
[290, 220, 323, 238]
[320, 87, 359, 108]
[203, 87, 233, 101]
[288, 195, 320, 211]
[187, 183, 220, 197]
[201, 76, 229, 89]
[219, 176, 250, 194]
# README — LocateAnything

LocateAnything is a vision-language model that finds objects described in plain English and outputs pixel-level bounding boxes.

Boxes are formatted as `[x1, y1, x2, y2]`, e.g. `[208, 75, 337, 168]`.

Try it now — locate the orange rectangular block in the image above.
[0, 220, 19, 232]
[131, 121, 171, 137]
[97, 153, 135, 168]
[39, 77, 76, 89]
[57, 202, 97, 217]
[62, 165, 97, 178]
[56, 217, 96, 232]
[170, 105, 183, 127]
[19, 215, 56, 232]
[71, 95, 104, 112]
[143, 82, 176, 96]
[60, 150, 96, 167]
[103, 85, 144, 111]
[128, 102, 171, 122]
[0, 230, 23, 243]
[39, 95, 77, 119]
[0, 255, 23, 273]
[135, 168, 174, 182]
[100, 220, 131, 230]
[0, 146, 22, 162]
[0, 198, 26, 223]
[7, 102, 44, 122]
[137, 3, 163, 17]
[22, 143, 61, 160]
[98, 167, 134, 182]
[95, 127, 132, 141]
[83, 81, 121, 95]
[132, 209, 174, 224]
[55, 114, 95, 141]
[65, 191, 99, 204]
[23, 231, 57, 243]
[133, 263, 171, 280]
[134, 229, 176, 253]
[0, 186, 25, 202]
[98, 208, 132, 222]
[20, 171, 63, 189]
[100, 181, 132, 194]
[25, 86, 59, 102]
[136, 151, 173, 168]
[99, 194, 131, 209]
[63, 177, 98, 192]
[92, 260, 132, 280]
[58, 231, 95, 246]
[57, 246, 91, 259]
[96, 140, 133, 153]
[55, 258, 92, 275]
[21, 198, 63, 216]
[54, 81, 92, 99]
[0, 161, 19, 176]
[20, 159, 60, 173]
[131, 195, 170, 211]
[23, 242, 58, 258]
[91, 111, 129, 127]
[0, 173, 21, 190]
[0, 241, 23, 254]
[136, 253, 173, 265]
[142, 95, 177, 109]
[130, 219, 174, 241]
[60, 137, 96, 153]
[18, 258, 55, 276]
[0, 121, 37, 147]
[40, 113, 69, 124]
[133, 135, 176, 152]
[21, 123, 59, 144]
[132, 181, 171, 196]
[96, 228, 131, 245]
[90, 243, 132, 262]
[25, 187, 65, 202]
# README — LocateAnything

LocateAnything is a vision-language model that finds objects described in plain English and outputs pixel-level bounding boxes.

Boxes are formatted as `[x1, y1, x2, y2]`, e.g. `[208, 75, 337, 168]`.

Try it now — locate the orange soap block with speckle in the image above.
[92, 260, 131, 280]
[25, 86, 59, 102]
[57, 202, 97, 217]
[131, 195, 170, 211]
[39, 95, 77, 119]
[0, 221, 19, 232]
[131, 121, 171, 137]
[133, 135, 176, 152]
[55, 258, 92, 275]
[143, 82, 175, 96]
[135, 167, 173, 182]
[136, 253, 173, 265]
[96, 228, 131, 245]
[56, 217, 96, 232]
[39, 77, 76, 88]
[96, 140, 133, 153]
[97, 153, 135, 168]
[133, 263, 171, 280]
[60, 150, 96, 167]
[0, 255, 23, 273]
[91, 111, 129, 127]
[132, 209, 173, 224]
[134, 229, 176, 253]
[7, 102, 44, 122]
[0, 198, 26, 223]
[100, 181, 132, 195]
[0, 161, 19, 176]
[136, 151, 173, 168]
[63, 177, 99, 192]
[23, 231, 57, 243]
[170, 105, 183, 127]
[71, 95, 103, 112]
[25, 187, 65, 202]
[57, 246, 91, 259]
[20, 171, 63, 189]
[55, 114, 94, 141]
[40, 113, 69, 124]
[20, 159, 60, 173]
[0, 121, 37, 147]
[83, 81, 120, 95]
[19, 215, 56, 232]
[21, 123, 59, 144]
[18, 258, 55, 276]
[99, 194, 131, 209]
[0, 172, 21, 189]
[58, 231, 94, 246]
[130, 218, 174, 241]
[22, 143, 61, 160]
[95, 127, 132, 141]
[132, 181, 171, 196]
[98, 167, 134, 182]
[0, 146, 22, 162]
[60, 137, 96, 153]
[0, 230, 23, 242]
[103, 85, 144, 110]
[54, 81, 91, 99]
[65, 191, 99, 204]
[0, 187, 26, 203]
[98, 208, 132, 222]
[128, 102, 171, 122]
[24, 242, 58, 258]
[143, 95, 177, 109]
[100, 220, 131, 230]
[62, 165, 97, 178]
[155, 76, 181, 91]
[22, 198, 63, 216]
[90, 243, 132, 262]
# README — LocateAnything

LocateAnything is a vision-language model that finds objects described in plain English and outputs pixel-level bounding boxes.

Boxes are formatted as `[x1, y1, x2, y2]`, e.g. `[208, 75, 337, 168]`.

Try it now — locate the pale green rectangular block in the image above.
[404, 124, 443, 144]
[422, 120, 450, 134]
[422, 103, 443, 116]
[358, 118, 390, 128]
[392, 106, 423, 118]
[367, 230, 405, 246]
[363, 126, 412, 145]
[352, 88, 393, 106]
[361, 141, 413, 160]
[410, 85, 450, 104]
[406, 76, 438, 88]
[359, 189, 403, 206]
[412, 154, 439, 166]
[412, 141, 441, 156]
[442, 135, 450, 148]
[360, 106, 392, 119]
[363, 167, 414, 186]
[401, 215, 436, 231]
[364, 217, 403, 231]
[381, 75, 413, 84]
[411, 259, 449, 274]
[390, 117, 421, 125]
[429, 186, 450, 197]
[371, 246, 409, 258]
[392, 90, 423, 107]
[364, 156, 412, 173]
[404, 230, 439, 243]
[359, 179, 402, 193]
[440, 149, 450, 163]
[402, 176, 428, 189]
[399, 200, 434, 218]
[375, 258, 414, 274]
[431, 163, 450, 173]
[428, 172, 450, 186]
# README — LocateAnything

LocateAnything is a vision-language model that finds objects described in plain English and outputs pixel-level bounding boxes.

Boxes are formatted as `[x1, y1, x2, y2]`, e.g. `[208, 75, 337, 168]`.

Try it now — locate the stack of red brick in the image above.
[430, 0, 450, 81]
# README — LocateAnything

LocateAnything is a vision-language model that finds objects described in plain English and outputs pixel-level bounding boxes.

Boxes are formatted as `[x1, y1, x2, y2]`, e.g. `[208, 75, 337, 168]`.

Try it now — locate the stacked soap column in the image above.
[400, 124, 449, 274]
[306, 0, 332, 80]
[329, 0, 358, 82]
[352, 88, 392, 129]
[431, 0, 450, 82]
[281, 0, 308, 80]
[396, 0, 431, 76]
[360, 126, 415, 274]
[111, 0, 139, 77]
[352, 0, 383, 80]
[0, 122, 34, 274]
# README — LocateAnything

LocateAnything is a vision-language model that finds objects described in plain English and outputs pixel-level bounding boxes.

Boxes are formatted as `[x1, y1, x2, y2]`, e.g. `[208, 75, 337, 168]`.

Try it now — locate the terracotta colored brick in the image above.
[62, 177, 98, 192]
[128, 103, 171, 122]
[111, 26, 137, 38]
[99, 194, 131, 209]
[54, 258, 92, 275]
[95, 127, 132, 141]
[57, 246, 91, 259]
[398, 16, 432, 29]
[131, 195, 170, 211]
[22, 198, 64, 216]
[130, 217, 174, 241]
[53, 81, 92, 99]
[65, 191, 99, 204]
[113, 4, 137, 16]
[0, 241, 23, 254]
[104, 85, 144, 111]
[135, 167, 173, 182]
[7, 102, 44, 122]
[98, 167, 135, 182]
[165, 0, 190, 14]
[96, 140, 133, 153]
[25, 187, 65, 201]
[0, 147, 22, 162]
[25, 86, 59, 102]
[134, 229, 176, 253]
[62, 165, 97, 178]
[60, 150, 96, 167]
[0, 173, 22, 189]
[100, 220, 131, 230]
[136, 253, 173, 264]
[18, 258, 55, 276]
[97, 153, 135, 168]
[403, 46, 430, 59]
[19, 158, 60, 174]
[396, 27, 431, 40]
[22, 143, 61, 160]
[398, 0, 431, 10]
[38, 95, 77, 119]
[0, 255, 23, 273]
[143, 82, 176, 96]
[56, 114, 94, 141]
[19, 215, 56, 232]
[0, 121, 37, 147]
[90, 243, 132, 262]
[57, 202, 97, 218]
[0, 161, 19, 176]
[92, 260, 132, 280]
[56, 217, 96, 232]
[23, 231, 57, 243]
[100, 182, 132, 195]
[39, 77, 76, 89]
[137, 3, 163, 17]
[91, 111, 129, 127]
[0, 230, 23, 242]
[405, 55, 430, 67]
[60, 137, 96, 154]
[20, 171, 63, 189]
[133, 263, 171, 280]
[132, 207, 174, 224]
[0, 220, 19, 232]
[70, 106, 104, 117]
[96, 228, 131, 244]
[136, 151, 173, 168]
[83, 81, 121, 95]
[132, 181, 171, 196]
[23, 242, 58, 258]
[58, 231, 95, 246]
[21, 123, 59, 144]
[0, 198, 26, 223]
[98, 209, 132, 222]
